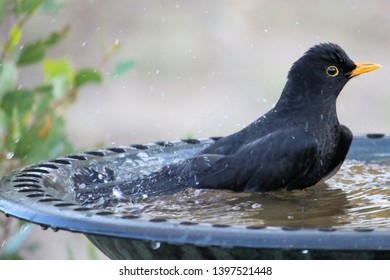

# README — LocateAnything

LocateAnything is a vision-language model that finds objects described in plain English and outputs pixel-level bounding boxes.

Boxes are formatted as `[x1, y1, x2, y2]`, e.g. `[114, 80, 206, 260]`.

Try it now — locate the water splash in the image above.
[150, 241, 161, 250]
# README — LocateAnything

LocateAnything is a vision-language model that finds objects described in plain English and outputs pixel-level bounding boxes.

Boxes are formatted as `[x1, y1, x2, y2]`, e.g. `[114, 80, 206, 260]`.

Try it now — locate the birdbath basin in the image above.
[1, 135, 390, 259]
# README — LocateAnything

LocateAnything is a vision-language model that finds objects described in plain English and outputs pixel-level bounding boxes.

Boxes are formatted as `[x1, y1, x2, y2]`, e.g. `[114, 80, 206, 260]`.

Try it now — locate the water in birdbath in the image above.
[90, 159, 390, 229]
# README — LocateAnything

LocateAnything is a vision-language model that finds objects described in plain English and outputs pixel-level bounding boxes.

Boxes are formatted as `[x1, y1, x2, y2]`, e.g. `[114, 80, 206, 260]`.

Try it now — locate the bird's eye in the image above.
[326, 66, 339, 77]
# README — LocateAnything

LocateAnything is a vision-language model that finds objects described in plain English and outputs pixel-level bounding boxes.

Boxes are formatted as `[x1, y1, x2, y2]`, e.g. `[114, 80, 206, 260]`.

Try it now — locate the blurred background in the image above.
[1, 0, 389, 259]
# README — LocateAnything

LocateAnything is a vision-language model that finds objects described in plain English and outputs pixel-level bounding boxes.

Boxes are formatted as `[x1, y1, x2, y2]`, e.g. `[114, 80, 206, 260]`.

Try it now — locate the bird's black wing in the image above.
[321, 124, 352, 180]
[195, 127, 320, 192]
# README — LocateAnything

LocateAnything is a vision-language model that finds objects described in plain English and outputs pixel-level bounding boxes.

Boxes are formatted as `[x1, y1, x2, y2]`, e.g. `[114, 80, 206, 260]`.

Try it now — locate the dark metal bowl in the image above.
[1, 135, 390, 259]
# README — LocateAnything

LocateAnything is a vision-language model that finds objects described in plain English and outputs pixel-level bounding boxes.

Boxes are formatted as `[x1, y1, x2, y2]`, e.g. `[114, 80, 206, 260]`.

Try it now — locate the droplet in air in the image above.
[20, 224, 31, 233]
[6, 152, 14, 159]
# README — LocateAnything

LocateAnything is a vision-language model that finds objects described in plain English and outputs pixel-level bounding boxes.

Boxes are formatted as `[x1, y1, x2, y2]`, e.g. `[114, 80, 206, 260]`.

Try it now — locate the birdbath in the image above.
[0, 134, 390, 259]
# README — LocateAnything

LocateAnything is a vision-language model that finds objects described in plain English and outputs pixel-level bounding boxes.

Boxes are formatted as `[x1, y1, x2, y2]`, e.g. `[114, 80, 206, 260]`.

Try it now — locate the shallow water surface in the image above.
[105, 160, 390, 229]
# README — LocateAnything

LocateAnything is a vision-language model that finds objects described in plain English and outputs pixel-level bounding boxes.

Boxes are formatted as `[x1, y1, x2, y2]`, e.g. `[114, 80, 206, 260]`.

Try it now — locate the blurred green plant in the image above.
[0, 0, 134, 259]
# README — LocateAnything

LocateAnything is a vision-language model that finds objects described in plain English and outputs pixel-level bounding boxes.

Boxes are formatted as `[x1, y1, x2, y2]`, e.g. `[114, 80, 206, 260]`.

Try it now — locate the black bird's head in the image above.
[283, 43, 381, 106]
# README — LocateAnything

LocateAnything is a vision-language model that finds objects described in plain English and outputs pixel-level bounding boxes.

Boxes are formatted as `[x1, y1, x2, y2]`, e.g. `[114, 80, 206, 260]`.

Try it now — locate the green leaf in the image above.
[44, 25, 69, 46]
[34, 88, 53, 116]
[74, 68, 102, 88]
[43, 58, 73, 81]
[43, 58, 74, 99]
[17, 26, 69, 66]
[0, 62, 18, 97]
[17, 41, 45, 66]
[14, 0, 42, 15]
[1, 90, 34, 152]
[0, 90, 34, 117]
[14, 114, 74, 163]
[113, 59, 136, 77]
[6, 24, 23, 53]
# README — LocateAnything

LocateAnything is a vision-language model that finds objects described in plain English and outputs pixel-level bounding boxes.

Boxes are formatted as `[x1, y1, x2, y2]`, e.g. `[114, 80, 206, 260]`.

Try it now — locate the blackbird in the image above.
[73, 43, 381, 204]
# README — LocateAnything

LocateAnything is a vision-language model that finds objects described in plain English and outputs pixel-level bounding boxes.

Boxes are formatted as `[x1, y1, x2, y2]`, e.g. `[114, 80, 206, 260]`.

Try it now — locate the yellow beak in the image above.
[350, 62, 382, 77]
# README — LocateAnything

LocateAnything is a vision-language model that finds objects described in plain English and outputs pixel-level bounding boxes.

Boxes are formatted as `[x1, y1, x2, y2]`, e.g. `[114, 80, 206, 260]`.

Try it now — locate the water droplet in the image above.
[151, 241, 161, 250]
[251, 203, 262, 209]
[194, 189, 204, 196]
[137, 152, 149, 158]
[287, 215, 294, 220]
[156, 69, 160, 75]
[264, 29, 269, 33]
[302, 249, 309, 254]
[112, 186, 125, 199]
[81, 42, 86, 47]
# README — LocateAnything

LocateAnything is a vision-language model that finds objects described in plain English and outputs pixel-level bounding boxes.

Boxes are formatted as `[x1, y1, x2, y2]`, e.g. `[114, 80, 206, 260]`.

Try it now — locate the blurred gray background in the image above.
[23, 0, 390, 148]
[14, 0, 390, 258]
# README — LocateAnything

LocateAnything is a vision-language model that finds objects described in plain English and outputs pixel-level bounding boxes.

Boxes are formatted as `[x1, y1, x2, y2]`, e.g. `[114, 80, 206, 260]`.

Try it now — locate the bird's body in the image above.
[73, 43, 381, 205]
